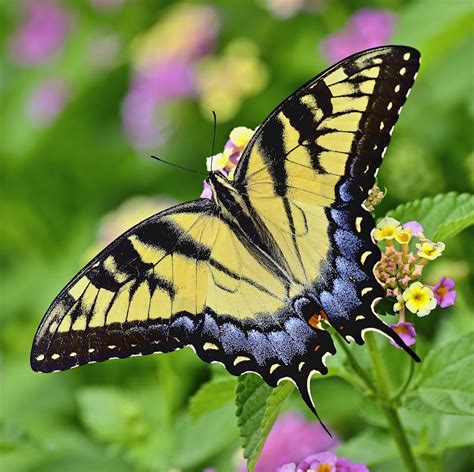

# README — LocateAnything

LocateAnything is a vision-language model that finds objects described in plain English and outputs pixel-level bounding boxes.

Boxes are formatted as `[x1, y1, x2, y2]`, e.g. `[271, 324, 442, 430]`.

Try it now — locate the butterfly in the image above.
[31, 45, 421, 420]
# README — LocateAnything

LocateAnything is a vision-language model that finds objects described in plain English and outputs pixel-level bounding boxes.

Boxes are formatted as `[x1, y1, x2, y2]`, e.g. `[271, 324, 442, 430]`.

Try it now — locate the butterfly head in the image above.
[208, 171, 238, 202]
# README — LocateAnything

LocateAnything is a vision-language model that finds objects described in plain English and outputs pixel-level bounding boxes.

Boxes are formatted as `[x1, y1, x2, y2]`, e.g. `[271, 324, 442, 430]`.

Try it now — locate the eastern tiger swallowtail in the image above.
[31, 45, 421, 419]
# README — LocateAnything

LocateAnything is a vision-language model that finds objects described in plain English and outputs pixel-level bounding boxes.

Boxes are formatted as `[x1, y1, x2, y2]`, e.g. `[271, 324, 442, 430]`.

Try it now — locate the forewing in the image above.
[233, 46, 421, 358]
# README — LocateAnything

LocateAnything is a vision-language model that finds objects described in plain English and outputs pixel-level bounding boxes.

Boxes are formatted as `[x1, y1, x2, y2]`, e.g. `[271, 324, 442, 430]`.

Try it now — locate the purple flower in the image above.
[433, 277, 457, 308]
[278, 451, 369, 472]
[121, 61, 196, 149]
[9, 0, 70, 65]
[388, 322, 416, 349]
[403, 221, 424, 236]
[26, 78, 69, 125]
[224, 139, 241, 166]
[321, 9, 396, 63]
[335, 457, 370, 472]
[200, 180, 213, 200]
[121, 4, 219, 150]
[242, 412, 338, 472]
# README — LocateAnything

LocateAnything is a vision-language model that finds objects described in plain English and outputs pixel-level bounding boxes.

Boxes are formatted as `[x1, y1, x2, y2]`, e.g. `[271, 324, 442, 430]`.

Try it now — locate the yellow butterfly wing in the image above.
[232, 46, 421, 356]
[32, 46, 421, 419]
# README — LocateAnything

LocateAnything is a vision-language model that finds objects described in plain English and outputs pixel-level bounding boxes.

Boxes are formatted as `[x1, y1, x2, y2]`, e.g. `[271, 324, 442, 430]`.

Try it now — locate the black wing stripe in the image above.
[258, 116, 288, 197]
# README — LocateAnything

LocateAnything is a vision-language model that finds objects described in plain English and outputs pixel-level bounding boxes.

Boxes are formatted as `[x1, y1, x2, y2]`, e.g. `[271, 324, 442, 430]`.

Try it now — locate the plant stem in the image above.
[365, 332, 419, 472]
[393, 358, 415, 402]
[381, 406, 419, 472]
[334, 333, 375, 392]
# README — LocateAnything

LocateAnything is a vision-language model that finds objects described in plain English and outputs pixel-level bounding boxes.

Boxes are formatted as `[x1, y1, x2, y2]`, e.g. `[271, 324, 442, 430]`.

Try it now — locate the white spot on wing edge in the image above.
[203, 342, 219, 351]
[234, 356, 250, 366]
[269, 363, 280, 374]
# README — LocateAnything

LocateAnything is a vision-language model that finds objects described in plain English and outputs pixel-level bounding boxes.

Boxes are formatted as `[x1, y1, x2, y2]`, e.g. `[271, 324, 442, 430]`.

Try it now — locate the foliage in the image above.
[1, 0, 473, 471]
[236, 375, 294, 471]
[387, 192, 474, 241]
[403, 332, 474, 416]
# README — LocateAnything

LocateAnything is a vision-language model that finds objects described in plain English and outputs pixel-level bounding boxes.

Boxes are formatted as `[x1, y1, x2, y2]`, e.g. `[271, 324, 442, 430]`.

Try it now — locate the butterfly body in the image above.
[32, 46, 421, 416]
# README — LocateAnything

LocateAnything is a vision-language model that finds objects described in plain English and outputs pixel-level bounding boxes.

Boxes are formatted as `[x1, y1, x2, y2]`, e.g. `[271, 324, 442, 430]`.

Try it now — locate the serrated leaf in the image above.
[403, 332, 474, 416]
[236, 374, 294, 471]
[189, 377, 236, 421]
[387, 192, 474, 240]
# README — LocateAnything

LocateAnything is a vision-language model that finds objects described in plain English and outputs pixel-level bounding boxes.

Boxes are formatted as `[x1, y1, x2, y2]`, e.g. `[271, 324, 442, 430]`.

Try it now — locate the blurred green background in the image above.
[1, 1, 473, 471]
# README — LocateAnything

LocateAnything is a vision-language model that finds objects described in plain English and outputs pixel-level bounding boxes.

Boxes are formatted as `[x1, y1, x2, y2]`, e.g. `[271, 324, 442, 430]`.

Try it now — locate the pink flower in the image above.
[278, 451, 368, 472]
[389, 322, 416, 349]
[200, 180, 213, 200]
[121, 5, 219, 150]
[403, 221, 424, 236]
[224, 139, 241, 166]
[121, 61, 196, 149]
[26, 78, 69, 125]
[240, 412, 338, 472]
[321, 9, 396, 63]
[433, 277, 457, 308]
[9, 1, 70, 65]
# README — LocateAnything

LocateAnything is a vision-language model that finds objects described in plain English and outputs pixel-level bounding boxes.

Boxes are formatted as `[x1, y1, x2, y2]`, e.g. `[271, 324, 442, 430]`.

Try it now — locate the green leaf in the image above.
[236, 374, 294, 471]
[173, 405, 239, 469]
[433, 416, 474, 452]
[336, 429, 398, 466]
[76, 387, 150, 445]
[189, 377, 236, 421]
[386, 192, 474, 240]
[403, 332, 474, 416]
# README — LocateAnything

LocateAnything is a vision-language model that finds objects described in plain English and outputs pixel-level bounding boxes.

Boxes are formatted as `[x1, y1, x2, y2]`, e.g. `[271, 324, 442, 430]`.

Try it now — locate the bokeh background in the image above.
[1, 1, 473, 471]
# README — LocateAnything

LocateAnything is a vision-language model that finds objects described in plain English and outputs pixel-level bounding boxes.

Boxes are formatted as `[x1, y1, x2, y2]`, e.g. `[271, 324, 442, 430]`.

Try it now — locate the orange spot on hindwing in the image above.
[308, 310, 328, 329]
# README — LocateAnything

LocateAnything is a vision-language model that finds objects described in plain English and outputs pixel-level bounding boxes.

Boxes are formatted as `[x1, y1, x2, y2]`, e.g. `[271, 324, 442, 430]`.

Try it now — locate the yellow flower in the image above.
[395, 228, 412, 245]
[206, 147, 233, 171]
[416, 240, 445, 260]
[132, 4, 219, 70]
[230, 126, 254, 149]
[393, 295, 403, 312]
[196, 38, 268, 121]
[402, 282, 437, 317]
[372, 217, 401, 241]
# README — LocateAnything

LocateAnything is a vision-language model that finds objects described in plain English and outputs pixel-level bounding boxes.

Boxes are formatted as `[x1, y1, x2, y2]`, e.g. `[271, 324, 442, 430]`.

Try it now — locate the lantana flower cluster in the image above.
[201, 126, 255, 199]
[278, 451, 368, 472]
[370, 210, 456, 348]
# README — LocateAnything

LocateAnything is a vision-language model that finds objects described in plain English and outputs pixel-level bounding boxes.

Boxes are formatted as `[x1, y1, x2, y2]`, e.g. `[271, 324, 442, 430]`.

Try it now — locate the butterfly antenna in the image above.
[150, 156, 206, 176]
[210, 110, 217, 172]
